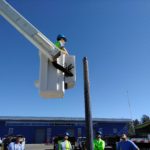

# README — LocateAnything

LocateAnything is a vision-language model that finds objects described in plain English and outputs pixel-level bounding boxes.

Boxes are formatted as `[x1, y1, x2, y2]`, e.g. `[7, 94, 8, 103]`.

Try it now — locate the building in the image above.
[135, 121, 150, 134]
[0, 116, 131, 143]
[131, 121, 150, 149]
[135, 121, 150, 138]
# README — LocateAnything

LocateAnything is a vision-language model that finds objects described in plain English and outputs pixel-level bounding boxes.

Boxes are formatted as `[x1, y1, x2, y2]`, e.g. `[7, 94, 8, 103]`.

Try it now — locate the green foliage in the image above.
[133, 119, 140, 127]
[141, 115, 150, 123]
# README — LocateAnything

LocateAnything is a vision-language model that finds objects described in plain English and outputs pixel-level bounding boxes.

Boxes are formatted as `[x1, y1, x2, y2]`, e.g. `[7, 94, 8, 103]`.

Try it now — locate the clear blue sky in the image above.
[0, 0, 150, 120]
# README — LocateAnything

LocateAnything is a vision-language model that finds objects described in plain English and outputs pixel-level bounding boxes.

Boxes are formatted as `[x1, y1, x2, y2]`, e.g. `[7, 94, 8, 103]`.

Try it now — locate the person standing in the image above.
[116, 134, 139, 150]
[60, 132, 72, 150]
[93, 131, 105, 150]
[8, 136, 24, 150]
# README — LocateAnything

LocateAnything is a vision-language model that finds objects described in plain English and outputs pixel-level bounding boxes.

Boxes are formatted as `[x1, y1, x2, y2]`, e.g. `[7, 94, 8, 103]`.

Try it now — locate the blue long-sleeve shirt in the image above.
[116, 140, 139, 150]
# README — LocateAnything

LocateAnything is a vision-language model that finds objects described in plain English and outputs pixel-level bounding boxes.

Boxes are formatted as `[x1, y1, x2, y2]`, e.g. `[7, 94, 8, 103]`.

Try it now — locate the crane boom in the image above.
[0, 0, 60, 62]
[0, 0, 76, 98]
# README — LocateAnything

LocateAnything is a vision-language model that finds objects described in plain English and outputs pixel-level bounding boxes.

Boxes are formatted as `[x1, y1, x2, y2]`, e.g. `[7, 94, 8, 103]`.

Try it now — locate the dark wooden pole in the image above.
[83, 57, 93, 150]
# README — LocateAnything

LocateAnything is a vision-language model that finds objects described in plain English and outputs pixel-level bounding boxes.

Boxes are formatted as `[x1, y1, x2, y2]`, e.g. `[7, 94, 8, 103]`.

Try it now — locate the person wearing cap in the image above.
[55, 34, 69, 55]
[93, 131, 105, 150]
[60, 132, 72, 150]
[116, 134, 139, 150]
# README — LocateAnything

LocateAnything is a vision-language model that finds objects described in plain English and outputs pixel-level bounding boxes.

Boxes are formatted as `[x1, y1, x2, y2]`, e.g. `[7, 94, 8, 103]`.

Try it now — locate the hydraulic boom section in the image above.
[0, 0, 60, 62]
[0, 0, 76, 98]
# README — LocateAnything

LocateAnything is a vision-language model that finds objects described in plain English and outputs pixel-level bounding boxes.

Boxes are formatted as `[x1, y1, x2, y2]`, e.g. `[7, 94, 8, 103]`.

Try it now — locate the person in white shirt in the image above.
[8, 136, 24, 150]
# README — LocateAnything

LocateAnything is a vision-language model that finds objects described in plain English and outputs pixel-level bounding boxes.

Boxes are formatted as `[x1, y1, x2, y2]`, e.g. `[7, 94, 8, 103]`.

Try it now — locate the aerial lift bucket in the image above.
[39, 53, 76, 98]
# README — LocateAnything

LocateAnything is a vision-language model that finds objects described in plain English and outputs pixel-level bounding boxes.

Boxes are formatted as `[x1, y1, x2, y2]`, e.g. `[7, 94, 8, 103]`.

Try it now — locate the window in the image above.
[46, 128, 51, 143]
[78, 128, 82, 137]
[8, 128, 13, 134]
[99, 128, 103, 132]
[113, 128, 117, 133]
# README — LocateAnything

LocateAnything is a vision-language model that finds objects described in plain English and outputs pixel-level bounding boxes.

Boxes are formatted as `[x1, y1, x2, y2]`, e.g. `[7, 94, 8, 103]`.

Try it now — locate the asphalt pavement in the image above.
[25, 144, 53, 150]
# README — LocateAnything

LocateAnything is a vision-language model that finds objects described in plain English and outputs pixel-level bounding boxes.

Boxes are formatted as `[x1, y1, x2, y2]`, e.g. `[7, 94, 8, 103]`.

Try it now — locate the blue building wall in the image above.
[0, 119, 129, 144]
[94, 122, 128, 136]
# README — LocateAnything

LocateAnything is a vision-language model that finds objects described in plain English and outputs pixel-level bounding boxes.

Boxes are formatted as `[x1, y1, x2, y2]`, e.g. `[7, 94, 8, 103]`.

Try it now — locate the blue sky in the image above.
[0, 0, 150, 120]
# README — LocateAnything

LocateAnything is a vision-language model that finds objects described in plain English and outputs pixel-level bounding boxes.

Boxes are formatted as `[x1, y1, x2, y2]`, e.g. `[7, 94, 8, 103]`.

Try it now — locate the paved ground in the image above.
[25, 144, 53, 150]
[0, 144, 54, 150]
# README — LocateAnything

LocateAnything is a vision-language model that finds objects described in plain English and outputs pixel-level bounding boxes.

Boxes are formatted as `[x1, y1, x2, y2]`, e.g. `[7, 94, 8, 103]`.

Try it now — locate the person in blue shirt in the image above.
[116, 134, 139, 150]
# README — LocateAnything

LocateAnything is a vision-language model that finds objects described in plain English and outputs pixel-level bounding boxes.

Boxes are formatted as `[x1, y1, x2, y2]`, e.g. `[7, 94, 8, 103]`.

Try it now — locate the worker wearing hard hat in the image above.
[60, 132, 72, 150]
[93, 131, 105, 150]
[53, 34, 73, 77]
[55, 34, 69, 55]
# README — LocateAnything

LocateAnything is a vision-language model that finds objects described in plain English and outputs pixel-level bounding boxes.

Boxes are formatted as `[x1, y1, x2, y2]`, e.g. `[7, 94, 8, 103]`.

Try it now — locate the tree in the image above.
[133, 119, 140, 126]
[141, 114, 150, 123]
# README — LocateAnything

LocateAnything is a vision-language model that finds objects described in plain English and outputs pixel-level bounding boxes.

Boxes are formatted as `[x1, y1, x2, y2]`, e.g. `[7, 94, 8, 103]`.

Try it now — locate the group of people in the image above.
[56, 131, 139, 150]
[93, 132, 139, 150]
[1, 136, 25, 150]
[1, 132, 139, 150]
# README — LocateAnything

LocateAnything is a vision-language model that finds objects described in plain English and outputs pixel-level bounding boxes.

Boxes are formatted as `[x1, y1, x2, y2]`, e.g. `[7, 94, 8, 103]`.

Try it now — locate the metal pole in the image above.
[83, 57, 93, 150]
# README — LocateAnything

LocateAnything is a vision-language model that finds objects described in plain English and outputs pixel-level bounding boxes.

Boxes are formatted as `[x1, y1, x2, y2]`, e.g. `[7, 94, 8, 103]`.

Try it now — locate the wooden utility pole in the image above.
[83, 57, 93, 150]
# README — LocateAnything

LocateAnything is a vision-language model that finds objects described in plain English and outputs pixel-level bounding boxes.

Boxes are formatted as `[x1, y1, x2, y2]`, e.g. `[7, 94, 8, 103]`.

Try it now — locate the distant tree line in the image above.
[127, 114, 150, 136]
[133, 114, 150, 126]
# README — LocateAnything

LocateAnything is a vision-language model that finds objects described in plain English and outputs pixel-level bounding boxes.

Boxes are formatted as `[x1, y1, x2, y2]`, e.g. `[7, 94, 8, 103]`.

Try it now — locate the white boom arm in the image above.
[0, 0, 60, 62]
[0, 0, 76, 98]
